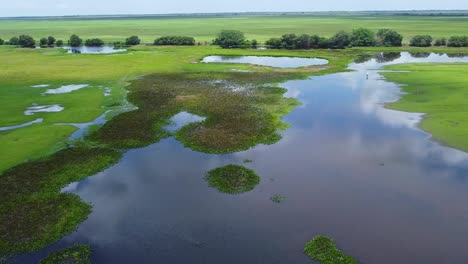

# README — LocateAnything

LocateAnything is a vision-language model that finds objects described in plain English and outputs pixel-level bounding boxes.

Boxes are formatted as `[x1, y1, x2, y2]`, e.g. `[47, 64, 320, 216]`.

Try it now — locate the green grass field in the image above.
[383, 63, 468, 152]
[1, 15, 467, 43]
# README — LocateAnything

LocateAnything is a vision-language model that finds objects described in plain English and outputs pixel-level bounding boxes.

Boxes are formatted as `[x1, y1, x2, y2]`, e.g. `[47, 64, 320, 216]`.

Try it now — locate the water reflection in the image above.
[202, 55, 329, 68]
[17, 52, 468, 264]
[64, 46, 126, 54]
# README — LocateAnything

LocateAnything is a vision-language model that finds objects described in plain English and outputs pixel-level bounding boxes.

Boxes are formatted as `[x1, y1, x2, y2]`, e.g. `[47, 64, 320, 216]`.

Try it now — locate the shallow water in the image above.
[0, 118, 43, 131]
[44, 84, 89, 95]
[18, 52, 468, 264]
[60, 111, 110, 141]
[64, 46, 126, 54]
[164, 112, 206, 133]
[24, 105, 64, 115]
[202, 55, 329, 68]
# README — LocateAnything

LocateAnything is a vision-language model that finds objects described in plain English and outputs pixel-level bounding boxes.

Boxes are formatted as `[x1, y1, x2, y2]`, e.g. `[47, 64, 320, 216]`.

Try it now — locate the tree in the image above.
[295, 34, 311, 49]
[280, 33, 298, 49]
[309, 35, 321, 49]
[318, 37, 331, 48]
[376, 29, 403, 47]
[447, 36, 468, 47]
[18, 35, 36, 48]
[433, 38, 447, 46]
[251, 39, 258, 49]
[69, 34, 83, 47]
[56, 40, 64, 47]
[39, 38, 48, 47]
[265, 38, 282, 49]
[84, 38, 105, 47]
[213, 30, 248, 48]
[329, 31, 351, 48]
[409, 35, 433, 47]
[9, 36, 19, 45]
[125, 36, 141, 46]
[351, 28, 376, 47]
[47, 36, 56, 46]
[0, 38, 4, 45]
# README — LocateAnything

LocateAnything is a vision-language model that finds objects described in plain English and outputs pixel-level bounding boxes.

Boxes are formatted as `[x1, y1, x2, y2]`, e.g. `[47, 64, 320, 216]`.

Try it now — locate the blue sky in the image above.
[1, 0, 467, 17]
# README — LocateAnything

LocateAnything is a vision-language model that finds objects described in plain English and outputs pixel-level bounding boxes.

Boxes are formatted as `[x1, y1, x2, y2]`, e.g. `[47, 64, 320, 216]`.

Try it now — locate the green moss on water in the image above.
[271, 195, 285, 203]
[206, 165, 260, 194]
[304, 236, 357, 264]
[39, 245, 92, 264]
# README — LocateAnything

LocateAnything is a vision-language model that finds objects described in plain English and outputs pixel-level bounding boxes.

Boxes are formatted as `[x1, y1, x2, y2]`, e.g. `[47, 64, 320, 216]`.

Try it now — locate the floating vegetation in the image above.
[39, 244, 92, 264]
[243, 159, 253, 163]
[304, 236, 357, 264]
[206, 165, 260, 194]
[0, 147, 122, 253]
[271, 195, 285, 203]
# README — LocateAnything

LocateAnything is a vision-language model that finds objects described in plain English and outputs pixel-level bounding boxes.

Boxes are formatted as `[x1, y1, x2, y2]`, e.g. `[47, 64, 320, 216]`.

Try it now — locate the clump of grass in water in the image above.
[304, 236, 357, 264]
[271, 195, 285, 203]
[243, 159, 253, 163]
[206, 165, 260, 194]
[39, 244, 92, 264]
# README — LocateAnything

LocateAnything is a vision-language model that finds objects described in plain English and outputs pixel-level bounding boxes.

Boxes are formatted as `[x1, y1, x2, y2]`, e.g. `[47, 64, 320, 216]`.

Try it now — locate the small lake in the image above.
[64, 46, 126, 54]
[18, 52, 468, 264]
[202, 55, 329, 68]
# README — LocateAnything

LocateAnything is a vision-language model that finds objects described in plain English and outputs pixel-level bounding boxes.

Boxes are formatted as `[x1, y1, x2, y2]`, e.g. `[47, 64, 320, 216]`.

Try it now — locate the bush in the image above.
[265, 37, 282, 49]
[125, 35, 141, 46]
[433, 38, 447, 46]
[376, 29, 403, 47]
[251, 39, 258, 49]
[9, 36, 19, 46]
[154, 36, 195, 46]
[47, 36, 56, 46]
[84, 38, 105, 47]
[0, 38, 4, 45]
[295, 34, 312, 49]
[69, 34, 82, 47]
[329, 31, 351, 48]
[39, 38, 48, 47]
[351, 28, 376, 47]
[56, 40, 64, 47]
[409, 35, 433, 47]
[447, 36, 468, 47]
[18, 35, 36, 48]
[213, 30, 248, 48]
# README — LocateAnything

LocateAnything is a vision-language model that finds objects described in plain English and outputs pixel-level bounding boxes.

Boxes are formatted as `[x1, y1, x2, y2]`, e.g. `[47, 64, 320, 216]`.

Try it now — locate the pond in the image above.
[64, 46, 126, 54]
[18, 52, 468, 264]
[202, 55, 329, 68]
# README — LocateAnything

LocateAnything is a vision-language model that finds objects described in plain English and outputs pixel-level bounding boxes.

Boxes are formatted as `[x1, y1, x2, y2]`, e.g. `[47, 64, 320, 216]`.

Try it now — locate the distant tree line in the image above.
[154, 36, 196, 46]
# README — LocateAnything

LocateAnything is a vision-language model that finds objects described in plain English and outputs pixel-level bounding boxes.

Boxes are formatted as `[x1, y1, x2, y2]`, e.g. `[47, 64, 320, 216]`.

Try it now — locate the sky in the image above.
[1, 0, 467, 17]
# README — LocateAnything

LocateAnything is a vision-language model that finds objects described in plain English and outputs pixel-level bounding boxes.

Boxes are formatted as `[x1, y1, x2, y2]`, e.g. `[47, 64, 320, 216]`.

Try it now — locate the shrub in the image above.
[69, 34, 82, 47]
[154, 36, 195, 46]
[376, 29, 403, 47]
[39, 38, 48, 47]
[125, 35, 141, 46]
[9, 36, 19, 46]
[0, 38, 4, 45]
[251, 39, 258, 49]
[329, 31, 351, 49]
[265, 37, 282, 49]
[47, 36, 56, 46]
[56, 40, 64, 47]
[447, 36, 468, 47]
[433, 38, 447, 46]
[84, 38, 105, 47]
[409, 35, 433, 47]
[213, 30, 248, 48]
[351, 28, 376, 47]
[18, 35, 36, 48]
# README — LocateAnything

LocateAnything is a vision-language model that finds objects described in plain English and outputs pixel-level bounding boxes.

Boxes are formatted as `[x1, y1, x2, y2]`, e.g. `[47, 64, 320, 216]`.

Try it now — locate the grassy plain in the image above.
[1, 15, 468, 43]
[383, 63, 468, 152]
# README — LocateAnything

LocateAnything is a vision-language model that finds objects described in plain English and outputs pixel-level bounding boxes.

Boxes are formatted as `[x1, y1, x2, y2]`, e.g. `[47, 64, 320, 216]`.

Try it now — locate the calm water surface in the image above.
[18, 52, 468, 264]
[202, 55, 329, 68]
[64, 46, 126, 54]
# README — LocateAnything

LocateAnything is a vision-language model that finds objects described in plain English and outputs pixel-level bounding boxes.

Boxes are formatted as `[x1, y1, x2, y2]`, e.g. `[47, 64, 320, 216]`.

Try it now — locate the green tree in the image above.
[47, 36, 56, 46]
[351, 28, 376, 47]
[125, 36, 141, 46]
[9, 36, 19, 45]
[433, 38, 447, 46]
[69, 34, 83, 47]
[265, 38, 282, 49]
[39, 38, 48, 47]
[447, 36, 468, 47]
[295, 34, 311, 49]
[84, 38, 105, 47]
[213, 30, 248, 48]
[409, 35, 433, 47]
[56, 40, 64, 47]
[0, 38, 4, 45]
[329, 31, 351, 48]
[18, 35, 36, 48]
[376, 29, 403, 46]
[280, 33, 298, 49]
[251, 39, 258, 49]
[154, 36, 195, 46]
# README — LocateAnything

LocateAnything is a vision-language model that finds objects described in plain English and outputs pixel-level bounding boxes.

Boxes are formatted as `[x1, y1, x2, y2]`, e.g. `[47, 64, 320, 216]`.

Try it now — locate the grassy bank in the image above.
[1, 15, 467, 43]
[383, 63, 468, 152]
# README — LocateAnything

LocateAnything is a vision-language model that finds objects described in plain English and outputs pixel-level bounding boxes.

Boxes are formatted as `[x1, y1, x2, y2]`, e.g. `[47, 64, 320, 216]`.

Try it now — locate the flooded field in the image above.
[13, 52, 468, 264]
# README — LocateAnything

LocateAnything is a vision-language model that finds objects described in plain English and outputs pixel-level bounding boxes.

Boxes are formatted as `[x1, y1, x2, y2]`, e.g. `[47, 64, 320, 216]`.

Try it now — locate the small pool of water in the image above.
[164, 112, 206, 133]
[24, 105, 64, 115]
[202, 55, 329, 68]
[64, 46, 126, 54]
[0, 118, 43, 131]
[44, 84, 89, 95]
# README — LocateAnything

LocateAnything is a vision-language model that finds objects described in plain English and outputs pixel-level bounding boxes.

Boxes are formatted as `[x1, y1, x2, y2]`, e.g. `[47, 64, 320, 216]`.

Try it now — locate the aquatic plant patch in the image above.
[206, 165, 260, 194]
[304, 236, 357, 264]
[39, 244, 92, 264]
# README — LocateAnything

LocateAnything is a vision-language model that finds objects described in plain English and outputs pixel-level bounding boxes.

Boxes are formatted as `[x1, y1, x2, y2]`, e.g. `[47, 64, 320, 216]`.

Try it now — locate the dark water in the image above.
[202, 55, 329, 68]
[18, 52, 468, 264]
